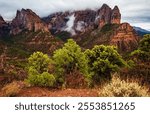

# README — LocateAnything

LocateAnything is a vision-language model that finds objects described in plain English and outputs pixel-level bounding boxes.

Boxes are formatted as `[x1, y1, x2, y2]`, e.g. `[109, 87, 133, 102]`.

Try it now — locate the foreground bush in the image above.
[27, 52, 56, 87]
[99, 76, 149, 97]
[139, 34, 150, 52]
[28, 51, 51, 73]
[131, 34, 150, 62]
[128, 34, 150, 84]
[85, 45, 126, 84]
[53, 39, 90, 86]
[27, 68, 56, 87]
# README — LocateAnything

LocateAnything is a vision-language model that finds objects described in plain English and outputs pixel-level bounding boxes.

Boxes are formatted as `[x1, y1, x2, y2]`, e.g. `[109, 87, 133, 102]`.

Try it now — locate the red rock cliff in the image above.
[111, 6, 121, 24]
[10, 9, 49, 35]
[110, 23, 139, 52]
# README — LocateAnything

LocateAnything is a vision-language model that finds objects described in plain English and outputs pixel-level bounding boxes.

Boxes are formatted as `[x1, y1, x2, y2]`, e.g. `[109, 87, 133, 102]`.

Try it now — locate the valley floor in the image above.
[0, 87, 99, 97]
[17, 87, 99, 97]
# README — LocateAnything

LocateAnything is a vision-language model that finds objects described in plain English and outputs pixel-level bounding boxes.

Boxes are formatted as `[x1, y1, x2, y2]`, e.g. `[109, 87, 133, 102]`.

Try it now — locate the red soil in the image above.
[17, 87, 99, 97]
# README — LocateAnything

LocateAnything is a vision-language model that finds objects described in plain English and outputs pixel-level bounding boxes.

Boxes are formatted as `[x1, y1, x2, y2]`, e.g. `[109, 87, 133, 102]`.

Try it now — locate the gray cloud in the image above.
[0, 0, 150, 30]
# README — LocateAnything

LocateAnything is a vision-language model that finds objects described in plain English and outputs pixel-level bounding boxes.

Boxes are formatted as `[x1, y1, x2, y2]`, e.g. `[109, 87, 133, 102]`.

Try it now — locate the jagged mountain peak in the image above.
[43, 4, 121, 36]
[17, 8, 40, 18]
[101, 4, 111, 9]
[10, 8, 49, 35]
[111, 5, 121, 24]
[113, 5, 119, 10]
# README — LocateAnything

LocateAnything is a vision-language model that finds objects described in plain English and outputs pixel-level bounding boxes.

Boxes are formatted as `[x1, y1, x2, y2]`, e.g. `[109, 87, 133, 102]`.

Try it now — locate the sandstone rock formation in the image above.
[10, 9, 49, 35]
[76, 22, 139, 52]
[98, 4, 121, 28]
[111, 6, 121, 24]
[110, 23, 139, 52]
[98, 4, 112, 28]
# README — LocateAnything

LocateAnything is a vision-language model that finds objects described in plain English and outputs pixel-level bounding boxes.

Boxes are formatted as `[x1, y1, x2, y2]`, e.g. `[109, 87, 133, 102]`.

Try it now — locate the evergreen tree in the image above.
[85, 45, 126, 83]
[53, 39, 90, 85]
[27, 52, 55, 87]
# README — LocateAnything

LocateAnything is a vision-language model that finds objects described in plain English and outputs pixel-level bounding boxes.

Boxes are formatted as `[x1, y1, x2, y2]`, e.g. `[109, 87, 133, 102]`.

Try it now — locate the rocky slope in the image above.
[76, 23, 139, 52]
[0, 9, 63, 54]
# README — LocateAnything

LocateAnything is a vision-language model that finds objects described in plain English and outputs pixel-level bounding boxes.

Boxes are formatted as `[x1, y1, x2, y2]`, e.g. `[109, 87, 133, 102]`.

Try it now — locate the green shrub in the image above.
[27, 68, 56, 87]
[131, 49, 150, 61]
[127, 34, 150, 84]
[27, 67, 39, 84]
[40, 72, 56, 87]
[99, 76, 149, 97]
[53, 39, 90, 86]
[28, 51, 51, 73]
[85, 45, 126, 84]
[26, 52, 55, 87]
[139, 34, 150, 52]
[127, 60, 135, 68]
[131, 34, 150, 61]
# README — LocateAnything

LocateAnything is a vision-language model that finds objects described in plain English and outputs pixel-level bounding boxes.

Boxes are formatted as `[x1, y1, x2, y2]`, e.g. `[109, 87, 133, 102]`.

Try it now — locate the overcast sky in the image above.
[0, 0, 150, 30]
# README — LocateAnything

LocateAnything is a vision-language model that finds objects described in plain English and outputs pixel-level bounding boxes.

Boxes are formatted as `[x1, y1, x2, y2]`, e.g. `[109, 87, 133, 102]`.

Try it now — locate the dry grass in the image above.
[0, 81, 30, 97]
[99, 76, 149, 97]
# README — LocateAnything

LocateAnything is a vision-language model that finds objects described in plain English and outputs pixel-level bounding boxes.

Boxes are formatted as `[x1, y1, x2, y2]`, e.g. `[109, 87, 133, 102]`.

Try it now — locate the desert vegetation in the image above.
[26, 39, 128, 88]
[99, 75, 149, 97]
[0, 35, 150, 97]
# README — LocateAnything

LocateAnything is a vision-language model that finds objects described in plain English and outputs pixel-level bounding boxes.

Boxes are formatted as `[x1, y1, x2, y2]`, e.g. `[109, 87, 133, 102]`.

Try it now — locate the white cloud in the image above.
[0, 0, 101, 20]
[131, 22, 150, 31]
[64, 14, 76, 35]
